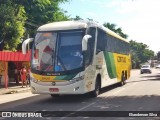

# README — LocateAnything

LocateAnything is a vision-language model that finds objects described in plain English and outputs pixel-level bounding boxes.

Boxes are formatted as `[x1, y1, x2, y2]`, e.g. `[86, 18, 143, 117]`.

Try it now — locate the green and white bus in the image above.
[22, 20, 131, 97]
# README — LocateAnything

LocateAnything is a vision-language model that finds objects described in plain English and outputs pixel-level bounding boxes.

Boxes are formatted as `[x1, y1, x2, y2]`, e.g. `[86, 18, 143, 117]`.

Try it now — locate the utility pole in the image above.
[27, 34, 30, 52]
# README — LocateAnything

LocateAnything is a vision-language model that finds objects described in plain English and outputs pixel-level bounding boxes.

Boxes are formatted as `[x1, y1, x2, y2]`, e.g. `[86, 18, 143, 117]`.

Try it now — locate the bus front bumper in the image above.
[30, 80, 88, 95]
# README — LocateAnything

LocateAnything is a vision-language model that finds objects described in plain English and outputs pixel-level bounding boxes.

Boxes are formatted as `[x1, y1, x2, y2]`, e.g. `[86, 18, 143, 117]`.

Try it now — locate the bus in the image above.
[22, 20, 131, 97]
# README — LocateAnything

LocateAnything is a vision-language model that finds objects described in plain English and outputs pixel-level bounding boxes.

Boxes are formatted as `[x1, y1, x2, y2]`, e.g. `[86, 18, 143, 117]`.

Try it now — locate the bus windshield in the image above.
[32, 30, 84, 73]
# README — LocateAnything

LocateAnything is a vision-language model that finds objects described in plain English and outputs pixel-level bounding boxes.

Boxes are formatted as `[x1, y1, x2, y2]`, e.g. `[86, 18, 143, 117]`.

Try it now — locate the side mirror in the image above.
[82, 35, 92, 51]
[22, 38, 33, 54]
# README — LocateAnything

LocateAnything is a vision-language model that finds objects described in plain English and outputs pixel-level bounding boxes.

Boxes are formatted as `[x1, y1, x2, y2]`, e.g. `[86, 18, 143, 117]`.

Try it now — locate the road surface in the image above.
[0, 69, 160, 120]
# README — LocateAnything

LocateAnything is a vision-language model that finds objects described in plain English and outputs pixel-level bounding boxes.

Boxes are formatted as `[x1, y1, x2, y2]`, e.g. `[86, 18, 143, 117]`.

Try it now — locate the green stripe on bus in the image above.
[55, 74, 77, 80]
[104, 52, 117, 79]
[54, 75, 66, 80]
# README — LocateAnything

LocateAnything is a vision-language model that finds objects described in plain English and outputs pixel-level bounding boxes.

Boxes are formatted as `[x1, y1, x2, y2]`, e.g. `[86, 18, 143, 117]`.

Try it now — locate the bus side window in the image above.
[85, 27, 96, 66]
[97, 28, 107, 54]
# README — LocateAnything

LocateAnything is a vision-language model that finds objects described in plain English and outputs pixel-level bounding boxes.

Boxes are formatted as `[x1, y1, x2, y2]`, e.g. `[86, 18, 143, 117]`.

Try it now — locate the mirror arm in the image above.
[82, 35, 92, 51]
[22, 38, 33, 54]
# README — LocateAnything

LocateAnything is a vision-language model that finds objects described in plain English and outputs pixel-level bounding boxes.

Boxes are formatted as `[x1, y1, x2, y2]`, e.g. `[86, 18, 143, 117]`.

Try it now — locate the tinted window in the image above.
[56, 31, 84, 71]
[107, 34, 130, 55]
[97, 28, 107, 53]
[86, 27, 96, 65]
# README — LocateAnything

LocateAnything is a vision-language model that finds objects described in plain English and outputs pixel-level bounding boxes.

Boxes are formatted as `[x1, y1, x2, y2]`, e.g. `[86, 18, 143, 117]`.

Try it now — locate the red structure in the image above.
[0, 51, 30, 61]
[0, 51, 31, 88]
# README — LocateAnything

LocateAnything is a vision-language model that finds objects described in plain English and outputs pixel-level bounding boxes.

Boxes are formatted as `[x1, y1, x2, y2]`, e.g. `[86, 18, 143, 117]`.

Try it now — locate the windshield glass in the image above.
[32, 30, 84, 73]
[55, 31, 84, 72]
[32, 32, 57, 71]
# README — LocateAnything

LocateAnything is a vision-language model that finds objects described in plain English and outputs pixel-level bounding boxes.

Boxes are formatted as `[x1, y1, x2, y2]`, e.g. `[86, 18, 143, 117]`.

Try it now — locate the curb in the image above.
[16, 88, 31, 93]
[0, 88, 31, 95]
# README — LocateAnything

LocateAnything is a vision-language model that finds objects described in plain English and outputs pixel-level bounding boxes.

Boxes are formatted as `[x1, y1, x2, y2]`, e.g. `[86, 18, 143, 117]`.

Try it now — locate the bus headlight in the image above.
[31, 77, 39, 83]
[33, 79, 38, 83]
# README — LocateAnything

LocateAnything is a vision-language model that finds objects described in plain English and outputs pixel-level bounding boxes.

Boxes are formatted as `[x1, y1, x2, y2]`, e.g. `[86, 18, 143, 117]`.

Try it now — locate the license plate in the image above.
[49, 88, 59, 92]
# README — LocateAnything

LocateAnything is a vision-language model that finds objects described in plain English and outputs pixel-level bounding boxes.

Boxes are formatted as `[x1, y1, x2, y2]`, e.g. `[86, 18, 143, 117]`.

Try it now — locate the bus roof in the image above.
[102, 26, 128, 43]
[37, 21, 87, 31]
[37, 20, 128, 43]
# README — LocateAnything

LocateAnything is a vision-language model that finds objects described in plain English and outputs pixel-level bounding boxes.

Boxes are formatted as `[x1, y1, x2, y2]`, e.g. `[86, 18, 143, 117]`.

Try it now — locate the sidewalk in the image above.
[0, 85, 31, 95]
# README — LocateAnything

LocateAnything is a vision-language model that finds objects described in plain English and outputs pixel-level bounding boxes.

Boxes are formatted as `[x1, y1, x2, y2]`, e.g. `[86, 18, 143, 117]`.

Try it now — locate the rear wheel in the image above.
[120, 72, 126, 86]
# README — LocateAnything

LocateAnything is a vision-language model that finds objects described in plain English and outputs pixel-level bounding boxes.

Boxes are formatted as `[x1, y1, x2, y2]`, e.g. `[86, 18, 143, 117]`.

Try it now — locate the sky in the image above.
[60, 0, 160, 53]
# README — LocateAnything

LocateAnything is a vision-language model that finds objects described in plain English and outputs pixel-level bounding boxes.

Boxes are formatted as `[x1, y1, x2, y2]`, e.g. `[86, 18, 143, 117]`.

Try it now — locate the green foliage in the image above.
[0, 0, 70, 51]
[103, 23, 128, 39]
[72, 16, 83, 20]
[21, 0, 70, 37]
[129, 40, 154, 68]
[0, 1, 26, 51]
[156, 51, 160, 61]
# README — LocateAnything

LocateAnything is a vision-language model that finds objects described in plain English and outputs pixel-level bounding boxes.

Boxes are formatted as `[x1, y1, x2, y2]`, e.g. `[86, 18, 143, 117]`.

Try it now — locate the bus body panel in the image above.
[103, 52, 131, 81]
[94, 51, 131, 89]
[95, 52, 118, 88]
[22, 20, 131, 96]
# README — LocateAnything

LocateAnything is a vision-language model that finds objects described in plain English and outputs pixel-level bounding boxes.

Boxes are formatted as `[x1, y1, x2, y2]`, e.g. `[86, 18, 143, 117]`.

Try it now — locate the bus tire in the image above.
[90, 77, 101, 97]
[50, 94, 60, 97]
[120, 72, 126, 86]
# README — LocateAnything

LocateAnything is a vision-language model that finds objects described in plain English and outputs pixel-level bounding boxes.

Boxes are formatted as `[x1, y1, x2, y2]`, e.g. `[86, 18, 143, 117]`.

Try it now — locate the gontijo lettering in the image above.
[117, 56, 126, 62]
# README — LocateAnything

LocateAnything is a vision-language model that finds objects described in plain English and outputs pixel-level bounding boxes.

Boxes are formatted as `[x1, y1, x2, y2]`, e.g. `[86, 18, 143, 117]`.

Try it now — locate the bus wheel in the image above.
[50, 94, 60, 97]
[120, 73, 126, 86]
[90, 78, 100, 97]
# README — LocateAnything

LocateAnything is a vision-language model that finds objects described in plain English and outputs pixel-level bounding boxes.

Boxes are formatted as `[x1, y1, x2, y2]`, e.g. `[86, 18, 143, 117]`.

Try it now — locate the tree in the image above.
[129, 40, 154, 68]
[103, 23, 128, 39]
[0, 0, 70, 51]
[157, 51, 160, 61]
[0, 0, 26, 51]
[72, 16, 83, 20]
[21, 0, 70, 37]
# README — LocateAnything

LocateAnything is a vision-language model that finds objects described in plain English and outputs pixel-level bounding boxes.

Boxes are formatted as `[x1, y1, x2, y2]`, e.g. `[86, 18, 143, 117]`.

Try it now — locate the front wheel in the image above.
[90, 78, 100, 97]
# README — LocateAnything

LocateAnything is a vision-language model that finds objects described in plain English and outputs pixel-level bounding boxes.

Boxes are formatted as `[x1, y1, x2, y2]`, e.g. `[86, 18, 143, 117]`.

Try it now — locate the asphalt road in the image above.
[0, 69, 160, 120]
